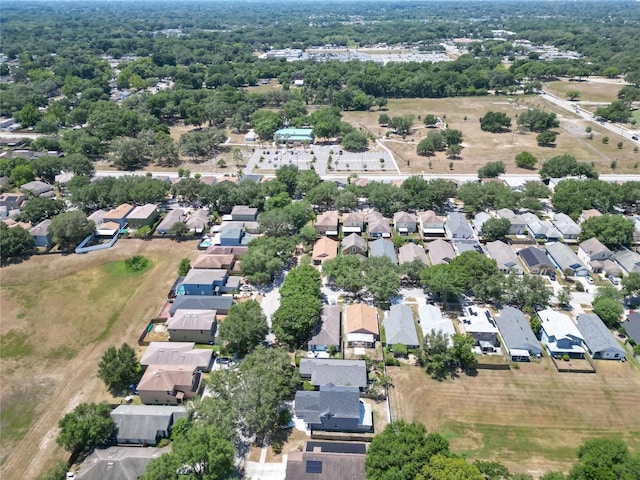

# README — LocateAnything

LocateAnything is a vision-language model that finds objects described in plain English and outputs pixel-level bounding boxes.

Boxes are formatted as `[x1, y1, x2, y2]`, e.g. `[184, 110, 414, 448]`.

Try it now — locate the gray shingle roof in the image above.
[76, 446, 169, 480]
[369, 238, 398, 264]
[299, 359, 367, 388]
[545, 242, 588, 274]
[111, 405, 188, 444]
[169, 295, 233, 315]
[295, 385, 360, 424]
[577, 313, 625, 356]
[384, 304, 419, 346]
[309, 305, 341, 348]
[624, 313, 640, 344]
[495, 306, 541, 355]
[446, 212, 474, 238]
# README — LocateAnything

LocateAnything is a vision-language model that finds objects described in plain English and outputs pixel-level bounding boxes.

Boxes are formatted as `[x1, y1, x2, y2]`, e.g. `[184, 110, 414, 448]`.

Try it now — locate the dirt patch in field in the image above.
[387, 358, 640, 477]
[0, 238, 200, 480]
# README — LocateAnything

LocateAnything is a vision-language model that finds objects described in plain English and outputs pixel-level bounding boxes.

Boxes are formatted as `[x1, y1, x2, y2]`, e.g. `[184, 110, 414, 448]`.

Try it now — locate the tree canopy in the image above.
[579, 214, 635, 249]
[218, 299, 268, 355]
[49, 211, 95, 251]
[56, 403, 114, 454]
[97, 343, 142, 395]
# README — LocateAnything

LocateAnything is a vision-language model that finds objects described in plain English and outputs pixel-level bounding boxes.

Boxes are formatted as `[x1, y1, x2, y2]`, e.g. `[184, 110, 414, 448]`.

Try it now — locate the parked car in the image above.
[632, 135, 638, 141]
[549, 273, 556, 281]
[609, 276, 620, 286]
[586, 276, 594, 285]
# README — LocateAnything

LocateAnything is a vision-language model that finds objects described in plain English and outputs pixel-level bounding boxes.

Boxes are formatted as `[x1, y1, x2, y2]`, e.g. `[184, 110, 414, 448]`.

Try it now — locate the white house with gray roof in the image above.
[384, 304, 419, 349]
[545, 242, 589, 277]
[299, 358, 367, 389]
[369, 238, 398, 265]
[614, 247, 640, 274]
[520, 212, 561, 241]
[418, 305, 455, 346]
[495, 306, 541, 361]
[76, 446, 169, 480]
[576, 313, 625, 360]
[553, 213, 581, 241]
[496, 208, 527, 235]
[308, 305, 341, 352]
[538, 308, 585, 358]
[445, 212, 474, 239]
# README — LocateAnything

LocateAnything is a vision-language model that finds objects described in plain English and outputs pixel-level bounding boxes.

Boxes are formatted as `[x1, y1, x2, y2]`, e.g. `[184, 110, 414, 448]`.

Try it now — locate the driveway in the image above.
[243, 458, 287, 480]
[396, 287, 429, 306]
[260, 271, 287, 343]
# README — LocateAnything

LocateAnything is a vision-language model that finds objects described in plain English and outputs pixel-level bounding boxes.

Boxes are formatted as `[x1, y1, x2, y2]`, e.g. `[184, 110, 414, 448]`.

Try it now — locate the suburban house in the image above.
[231, 205, 258, 222]
[367, 211, 391, 238]
[460, 307, 500, 353]
[126, 204, 159, 228]
[294, 385, 373, 433]
[342, 213, 365, 233]
[445, 212, 474, 240]
[167, 309, 217, 344]
[206, 246, 248, 258]
[472, 211, 491, 236]
[344, 303, 379, 348]
[426, 239, 456, 265]
[156, 209, 187, 235]
[495, 306, 542, 361]
[398, 243, 429, 265]
[192, 254, 235, 270]
[369, 238, 398, 265]
[110, 405, 188, 445]
[417, 210, 445, 238]
[537, 308, 585, 358]
[553, 213, 581, 241]
[95, 221, 121, 237]
[393, 211, 418, 234]
[308, 305, 341, 352]
[140, 342, 214, 372]
[579, 209, 602, 223]
[384, 304, 419, 349]
[87, 209, 107, 226]
[545, 242, 589, 277]
[0, 193, 24, 218]
[517, 246, 556, 275]
[312, 236, 339, 265]
[578, 237, 616, 274]
[520, 212, 561, 241]
[576, 313, 625, 360]
[137, 365, 202, 405]
[168, 295, 233, 316]
[341, 233, 367, 256]
[103, 203, 134, 227]
[615, 248, 640, 274]
[285, 441, 366, 480]
[623, 312, 640, 344]
[299, 358, 367, 390]
[29, 219, 52, 247]
[186, 208, 210, 234]
[315, 210, 339, 236]
[485, 241, 524, 274]
[20, 180, 53, 196]
[418, 305, 455, 345]
[219, 228, 250, 246]
[75, 446, 168, 480]
[496, 208, 527, 235]
[180, 269, 227, 296]
[453, 240, 483, 256]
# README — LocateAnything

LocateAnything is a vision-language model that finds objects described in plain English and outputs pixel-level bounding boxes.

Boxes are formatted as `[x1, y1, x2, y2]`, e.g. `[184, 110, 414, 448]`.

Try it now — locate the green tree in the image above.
[518, 109, 559, 132]
[342, 131, 368, 152]
[479, 111, 511, 133]
[446, 144, 463, 159]
[481, 218, 511, 240]
[19, 197, 65, 224]
[540, 155, 597, 179]
[579, 214, 635, 249]
[111, 136, 148, 170]
[536, 130, 558, 146]
[363, 255, 400, 305]
[169, 221, 190, 237]
[389, 115, 414, 135]
[515, 151, 537, 169]
[0, 222, 34, 263]
[622, 272, 640, 297]
[473, 461, 511, 480]
[323, 254, 366, 295]
[450, 333, 477, 370]
[10, 163, 35, 186]
[37, 460, 69, 480]
[568, 438, 639, 480]
[478, 161, 505, 178]
[592, 296, 623, 328]
[56, 403, 114, 454]
[424, 114, 438, 127]
[219, 300, 268, 355]
[177, 258, 191, 276]
[422, 329, 454, 380]
[417, 455, 484, 480]
[15, 103, 42, 127]
[365, 421, 450, 480]
[49, 211, 95, 251]
[557, 285, 572, 307]
[97, 343, 142, 395]
[566, 90, 581, 101]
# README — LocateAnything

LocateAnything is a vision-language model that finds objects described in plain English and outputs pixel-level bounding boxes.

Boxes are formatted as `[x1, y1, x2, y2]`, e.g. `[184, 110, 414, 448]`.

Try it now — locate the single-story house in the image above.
[495, 306, 542, 361]
[126, 204, 159, 228]
[537, 308, 585, 358]
[110, 405, 188, 445]
[294, 385, 372, 433]
[517, 246, 556, 275]
[231, 205, 258, 222]
[418, 210, 445, 238]
[180, 268, 227, 296]
[623, 312, 640, 344]
[167, 309, 217, 344]
[341, 233, 367, 256]
[169, 295, 233, 316]
[20, 180, 53, 196]
[87, 209, 107, 226]
[75, 446, 169, 480]
[496, 208, 527, 235]
[418, 305, 455, 345]
[342, 213, 365, 233]
[308, 305, 341, 352]
[299, 358, 367, 389]
[367, 211, 391, 238]
[578, 237, 614, 273]
[0, 193, 25, 211]
[103, 203, 134, 227]
[137, 365, 202, 405]
[156, 209, 187, 235]
[545, 242, 589, 277]
[384, 304, 419, 349]
[472, 212, 492, 236]
[274, 128, 314, 144]
[579, 209, 602, 224]
[485, 240, 523, 274]
[186, 208, 210, 234]
[398, 242, 429, 265]
[453, 240, 483, 256]
[460, 306, 500, 352]
[426, 239, 456, 265]
[29, 219, 52, 247]
[344, 303, 379, 348]
[576, 313, 625, 360]
[95, 221, 121, 237]
[219, 227, 248, 246]
[192, 254, 235, 270]
[140, 342, 214, 372]
[369, 238, 398, 265]
[520, 212, 561, 241]
[614, 248, 640, 274]
[393, 211, 418, 234]
[445, 212, 474, 240]
[205, 245, 249, 258]
[244, 130, 256, 142]
[315, 210, 339, 236]
[285, 441, 366, 480]
[553, 213, 581, 241]
[312, 236, 338, 265]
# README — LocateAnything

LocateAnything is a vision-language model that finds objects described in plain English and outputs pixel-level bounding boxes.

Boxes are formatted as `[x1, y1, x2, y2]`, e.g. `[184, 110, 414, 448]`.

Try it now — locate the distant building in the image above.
[29, 219, 52, 247]
[274, 128, 314, 144]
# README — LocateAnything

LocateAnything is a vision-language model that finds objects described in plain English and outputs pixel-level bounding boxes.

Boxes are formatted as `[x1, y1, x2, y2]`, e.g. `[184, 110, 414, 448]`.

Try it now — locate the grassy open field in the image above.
[344, 95, 640, 175]
[387, 358, 640, 477]
[545, 79, 623, 104]
[0, 239, 200, 480]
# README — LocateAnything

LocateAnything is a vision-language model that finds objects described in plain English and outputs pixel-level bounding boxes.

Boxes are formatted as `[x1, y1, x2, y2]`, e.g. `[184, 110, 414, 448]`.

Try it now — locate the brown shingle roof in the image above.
[137, 365, 196, 392]
[192, 254, 235, 270]
[345, 304, 379, 336]
[312, 236, 338, 262]
[104, 203, 134, 220]
[315, 210, 339, 227]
